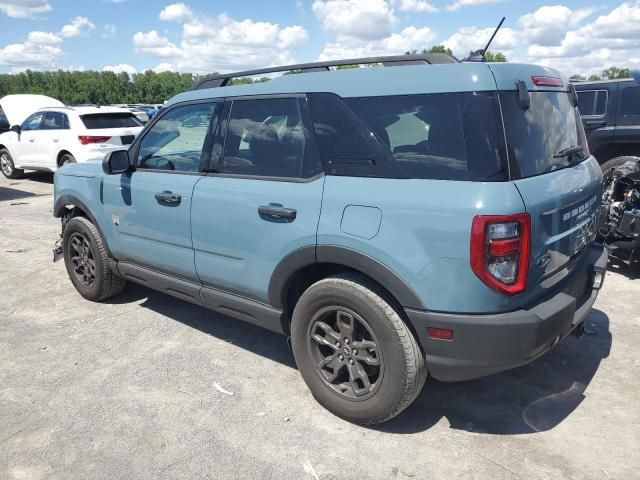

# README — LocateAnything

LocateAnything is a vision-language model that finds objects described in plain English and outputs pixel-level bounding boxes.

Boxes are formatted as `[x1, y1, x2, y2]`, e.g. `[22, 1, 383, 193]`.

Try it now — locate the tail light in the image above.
[470, 213, 531, 295]
[531, 76, 564, 87]
[78, 136, 111, 145]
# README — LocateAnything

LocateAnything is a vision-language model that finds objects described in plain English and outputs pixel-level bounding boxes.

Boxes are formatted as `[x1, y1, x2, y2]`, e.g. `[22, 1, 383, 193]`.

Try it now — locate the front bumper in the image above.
[406, 245, 607, 382]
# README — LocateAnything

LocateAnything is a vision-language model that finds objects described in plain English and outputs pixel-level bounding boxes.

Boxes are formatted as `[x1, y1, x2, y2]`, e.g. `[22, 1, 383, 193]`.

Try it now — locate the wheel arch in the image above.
[54, 194, 112, 256]
[269, 245, 427, 333]
[56, 150, 74, 167]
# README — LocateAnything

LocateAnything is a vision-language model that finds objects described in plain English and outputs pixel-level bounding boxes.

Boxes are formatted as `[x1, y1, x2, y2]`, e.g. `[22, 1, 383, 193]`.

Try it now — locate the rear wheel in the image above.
[0, 148, 24, 179]
[59, 152, 76, 167]
[63, 216, 126, 301]
[291, 273, 427, 424]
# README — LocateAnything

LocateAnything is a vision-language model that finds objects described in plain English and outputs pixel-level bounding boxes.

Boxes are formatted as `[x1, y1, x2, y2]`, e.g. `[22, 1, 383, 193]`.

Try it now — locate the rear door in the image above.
[102, 101, 220, 280]
[499, 87, 602, 299]
[41, 111, 70, 168]
[191, 95, 324, 304]
[614, 83, 640, 146]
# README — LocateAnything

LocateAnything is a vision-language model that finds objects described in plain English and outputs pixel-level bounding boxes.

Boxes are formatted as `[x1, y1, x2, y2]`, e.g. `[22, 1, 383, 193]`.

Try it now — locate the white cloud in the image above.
[446, 0, 504, 12]
[133, 30, 182, 58]
[312, 0, 396, 40]
[133, 7, 309, 73]
[278, 25, 308, 49]
[153, 62, 174, 73]
[396, 0, 437, 13]
[443, 25, 518, 58]
[519, 5, 596, 47]
[0, 41, 61, 68]
[61, 16, 96, 38]
[102, 24, 116, 38]
[0, 0, 51, 18]
[159, 2, 194, 22]
[318, 26, 435, 60]
[27, 30, 61, 45]
[103, 63, 137, 74]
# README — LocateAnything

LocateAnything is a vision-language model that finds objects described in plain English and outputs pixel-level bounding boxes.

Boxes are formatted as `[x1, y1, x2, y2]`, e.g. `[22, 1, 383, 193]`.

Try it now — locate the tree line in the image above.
[0, 47, 633, 105]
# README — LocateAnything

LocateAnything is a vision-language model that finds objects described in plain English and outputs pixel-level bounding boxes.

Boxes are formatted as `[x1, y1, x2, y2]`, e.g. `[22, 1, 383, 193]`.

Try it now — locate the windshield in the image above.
[80, 113, 142, 129]
[499, 91, 587, 179]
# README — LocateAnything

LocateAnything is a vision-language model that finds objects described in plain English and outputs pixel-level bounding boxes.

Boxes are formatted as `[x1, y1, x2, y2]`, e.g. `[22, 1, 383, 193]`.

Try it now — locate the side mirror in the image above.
[10, 125, 21, 134]
[103, 150, 131, 175]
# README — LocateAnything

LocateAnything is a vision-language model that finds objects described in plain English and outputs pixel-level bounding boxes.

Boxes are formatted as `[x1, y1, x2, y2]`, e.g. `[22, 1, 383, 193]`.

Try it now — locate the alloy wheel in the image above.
[0, 152, 13, 177]
[68, 233, 96, 287]
[307, 306, 383, 400]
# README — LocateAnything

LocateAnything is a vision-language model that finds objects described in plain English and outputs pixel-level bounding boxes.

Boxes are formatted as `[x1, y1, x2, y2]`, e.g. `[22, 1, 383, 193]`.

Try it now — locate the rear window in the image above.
[308, 92, 507, 181]
[499, 91, 587, 179]
[80, 113, 142, 129]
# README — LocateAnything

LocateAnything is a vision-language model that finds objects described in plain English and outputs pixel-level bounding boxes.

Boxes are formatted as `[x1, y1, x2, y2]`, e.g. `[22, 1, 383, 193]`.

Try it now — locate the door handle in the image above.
[258, 204, 297, 222]
[155, 191, 182, 205]
[53, 138, 59, 143]
[29, 138, 35, 142]
[584, 119, 606, 128]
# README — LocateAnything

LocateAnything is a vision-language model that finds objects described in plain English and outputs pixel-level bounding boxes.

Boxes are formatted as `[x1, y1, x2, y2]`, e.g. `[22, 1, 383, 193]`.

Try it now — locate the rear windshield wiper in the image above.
[553, 145, 584, 159]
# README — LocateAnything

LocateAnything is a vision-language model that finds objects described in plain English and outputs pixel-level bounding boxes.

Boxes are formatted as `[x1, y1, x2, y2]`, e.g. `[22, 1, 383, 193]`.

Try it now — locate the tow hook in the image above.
[573, 322, 585, 338]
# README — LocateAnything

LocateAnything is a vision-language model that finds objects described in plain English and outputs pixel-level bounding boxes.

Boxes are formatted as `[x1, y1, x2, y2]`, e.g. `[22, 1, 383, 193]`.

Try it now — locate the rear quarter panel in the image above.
[318, 176, 528, 313]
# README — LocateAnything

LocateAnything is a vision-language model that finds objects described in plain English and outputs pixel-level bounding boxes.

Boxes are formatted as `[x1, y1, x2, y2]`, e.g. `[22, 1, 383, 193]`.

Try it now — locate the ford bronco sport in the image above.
[53, 54, 607, 424]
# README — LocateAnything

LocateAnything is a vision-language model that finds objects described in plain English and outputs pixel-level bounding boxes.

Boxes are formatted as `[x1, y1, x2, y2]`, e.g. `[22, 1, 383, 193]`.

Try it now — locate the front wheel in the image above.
[0, 148, 24, 179]
[291, 273, 427, 424]
[63, 216, 126, 301]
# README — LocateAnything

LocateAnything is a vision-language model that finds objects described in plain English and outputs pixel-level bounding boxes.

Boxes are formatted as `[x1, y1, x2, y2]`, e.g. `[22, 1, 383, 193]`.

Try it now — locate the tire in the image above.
[600, 156, 640, 184]
[291, 273, 427, 424]
[62, 216, 126, 301]
[0, 148, 24, 179]
[59, 153, 76, 167]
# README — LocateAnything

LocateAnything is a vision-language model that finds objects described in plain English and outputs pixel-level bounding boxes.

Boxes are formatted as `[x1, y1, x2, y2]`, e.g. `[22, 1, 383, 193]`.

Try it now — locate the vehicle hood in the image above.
[55, 161, 104, 178]
[0, 94, 64, 126]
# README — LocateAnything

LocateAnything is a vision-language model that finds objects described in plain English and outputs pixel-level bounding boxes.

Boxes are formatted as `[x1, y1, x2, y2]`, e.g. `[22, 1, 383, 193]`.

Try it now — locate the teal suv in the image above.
[53, 55, 607, 424]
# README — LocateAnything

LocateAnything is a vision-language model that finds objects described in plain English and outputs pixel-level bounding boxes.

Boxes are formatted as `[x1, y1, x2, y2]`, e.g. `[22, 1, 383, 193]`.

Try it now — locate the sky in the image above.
[0, 0, 639, 77]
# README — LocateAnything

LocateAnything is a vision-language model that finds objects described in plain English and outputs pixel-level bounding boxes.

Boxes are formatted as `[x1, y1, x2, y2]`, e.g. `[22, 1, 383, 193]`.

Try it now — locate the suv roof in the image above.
[37, 106, 136, 116]
[169, 61, 565, 108]
[572, 78, 635, 88]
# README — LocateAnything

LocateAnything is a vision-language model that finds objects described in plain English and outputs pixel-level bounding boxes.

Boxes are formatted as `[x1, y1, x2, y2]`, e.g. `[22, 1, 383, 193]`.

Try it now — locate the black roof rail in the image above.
[192, 53, 460, 90]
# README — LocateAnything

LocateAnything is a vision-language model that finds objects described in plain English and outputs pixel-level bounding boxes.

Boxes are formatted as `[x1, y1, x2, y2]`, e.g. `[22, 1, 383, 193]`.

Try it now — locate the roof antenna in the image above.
[465, 17, 505, 62]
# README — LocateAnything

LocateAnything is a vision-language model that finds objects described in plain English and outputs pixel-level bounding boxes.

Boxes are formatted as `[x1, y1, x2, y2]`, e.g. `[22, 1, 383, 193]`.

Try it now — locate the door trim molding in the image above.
[116, 261, 285, 334]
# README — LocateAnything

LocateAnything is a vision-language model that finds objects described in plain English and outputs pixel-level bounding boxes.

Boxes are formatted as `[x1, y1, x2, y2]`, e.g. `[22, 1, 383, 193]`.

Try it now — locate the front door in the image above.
[13, 112, 46, 167]
[102, 101, 220, 281]
[191, 96, 324, 303]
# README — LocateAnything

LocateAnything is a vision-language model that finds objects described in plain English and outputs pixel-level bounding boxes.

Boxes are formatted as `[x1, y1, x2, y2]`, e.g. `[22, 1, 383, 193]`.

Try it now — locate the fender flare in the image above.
[53, 195, 112, 256]
[268, 245, 426, 310]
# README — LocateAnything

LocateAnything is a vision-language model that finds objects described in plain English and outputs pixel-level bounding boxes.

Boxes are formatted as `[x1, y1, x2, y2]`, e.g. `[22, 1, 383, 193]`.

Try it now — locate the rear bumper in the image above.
[406, 245, 607, 382]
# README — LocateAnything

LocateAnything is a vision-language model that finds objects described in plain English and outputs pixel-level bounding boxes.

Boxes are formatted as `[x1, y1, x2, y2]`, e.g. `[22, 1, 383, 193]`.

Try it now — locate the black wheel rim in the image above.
[68, 233, 96, 287]
[1, 152, 13, 176]
[307, 306, 383, 401]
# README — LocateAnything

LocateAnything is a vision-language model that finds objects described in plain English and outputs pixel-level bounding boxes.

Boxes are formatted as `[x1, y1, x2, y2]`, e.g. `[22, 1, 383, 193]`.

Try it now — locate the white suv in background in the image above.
[0, 106, 143, 179]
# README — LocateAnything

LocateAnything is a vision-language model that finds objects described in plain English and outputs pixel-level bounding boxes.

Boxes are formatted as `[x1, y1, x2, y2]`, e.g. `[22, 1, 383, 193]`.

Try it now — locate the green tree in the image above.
[405, 45, 453, 56]
[483, 51, 507, 62]
[601, 67, 630, 80]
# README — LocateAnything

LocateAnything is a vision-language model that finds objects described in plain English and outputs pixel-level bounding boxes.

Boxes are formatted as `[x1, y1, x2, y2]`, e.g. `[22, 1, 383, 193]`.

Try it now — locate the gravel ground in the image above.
[1, 172, 639, 480]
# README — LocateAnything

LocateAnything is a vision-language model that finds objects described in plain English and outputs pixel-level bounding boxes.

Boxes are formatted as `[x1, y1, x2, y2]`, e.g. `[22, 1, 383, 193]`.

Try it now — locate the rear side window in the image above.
[500, 91, 586, 179]
[622, 86, 640, 116]
[81, 113, 142, 129]
[309, 92, 507, 181]
[42, 112, 69, 130]
[576, 89, 607, 116]
[222, 97, 322, 179]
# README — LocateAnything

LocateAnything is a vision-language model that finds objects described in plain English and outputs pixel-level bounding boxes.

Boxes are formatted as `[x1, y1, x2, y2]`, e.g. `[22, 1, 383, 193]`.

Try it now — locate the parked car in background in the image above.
[0, 106, 143, 178]
[0, 94, 64, 134]
[573, 77, 640, 179]
[54, 55, 606, 424]
[112, 104, 150, 124]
